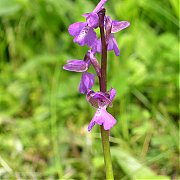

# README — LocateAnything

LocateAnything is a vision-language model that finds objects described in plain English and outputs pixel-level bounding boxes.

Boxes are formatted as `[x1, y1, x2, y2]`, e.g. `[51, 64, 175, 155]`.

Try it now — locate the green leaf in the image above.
[0, 0, 21, 17]
[111, 147, 170, 179]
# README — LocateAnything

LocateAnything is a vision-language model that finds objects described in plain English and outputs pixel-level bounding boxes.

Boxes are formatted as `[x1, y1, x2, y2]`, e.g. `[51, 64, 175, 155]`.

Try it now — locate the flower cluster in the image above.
[63, 0, 130, 131]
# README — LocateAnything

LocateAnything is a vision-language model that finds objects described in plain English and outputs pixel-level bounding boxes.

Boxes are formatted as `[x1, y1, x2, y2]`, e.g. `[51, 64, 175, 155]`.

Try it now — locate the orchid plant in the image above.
[63, 0, 130, 179]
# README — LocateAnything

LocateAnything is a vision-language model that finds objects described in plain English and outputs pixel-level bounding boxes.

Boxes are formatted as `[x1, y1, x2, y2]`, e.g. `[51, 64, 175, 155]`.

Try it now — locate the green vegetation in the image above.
[0, 0, 179, 179]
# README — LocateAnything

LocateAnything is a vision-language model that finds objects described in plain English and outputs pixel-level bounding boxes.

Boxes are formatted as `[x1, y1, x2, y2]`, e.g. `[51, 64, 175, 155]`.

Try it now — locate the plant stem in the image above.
[100, 127, 114, 179]
[98, 8, 114, 180]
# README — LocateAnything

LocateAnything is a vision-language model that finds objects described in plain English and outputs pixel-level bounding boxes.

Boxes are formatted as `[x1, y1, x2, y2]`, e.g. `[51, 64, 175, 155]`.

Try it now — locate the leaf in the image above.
[111, 147, 170, 179]
[0, 0, 21, 17]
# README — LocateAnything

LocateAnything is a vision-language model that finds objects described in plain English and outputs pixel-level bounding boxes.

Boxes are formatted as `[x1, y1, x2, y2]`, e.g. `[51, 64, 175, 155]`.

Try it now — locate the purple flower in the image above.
[109, 88, 116, 101]
[86, 88, 116, 108]
[79, 72, 95, 94]
[97, 16, 130, 56]
[68, 0, 107, 47]
[88, 107, 116, 131]
[86, 88, 117, 131]
[63, 0, 127, 132]
[63, 51, 97, 94]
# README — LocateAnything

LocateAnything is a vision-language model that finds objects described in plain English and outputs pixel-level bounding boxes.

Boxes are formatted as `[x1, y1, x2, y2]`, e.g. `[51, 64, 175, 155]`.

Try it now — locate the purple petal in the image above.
[63, 60, 88, 72]
[96, 38, 102, 53]
[97, 35, 120, 56]
[111, 21, 130, 33]
[86, 90, 99, 108]
[88, 107, 117, 131]
[88, 120, 96, 131]
[112, 36, 120, 56]
[107, 34, 114, 51]
[110, 88, 116, 101]
[74, 26, 90, 46]
[79, 72, 95, 94]
[82, 13, 90, 18]
[86, 90, 111, 108]
[91, 44, 97, 55]
[107, 34, 120, 56]
[74, 26, 97, 47]
[93, 0, 107, 13]
[86, 27, 97, 47]
[105, 16, 112, 36]
[86, 13, 99, 28]
[68, 22, 86, 37]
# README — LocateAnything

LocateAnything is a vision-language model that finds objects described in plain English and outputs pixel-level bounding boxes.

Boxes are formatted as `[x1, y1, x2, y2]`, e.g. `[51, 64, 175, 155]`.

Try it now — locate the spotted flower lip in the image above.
[79, 72, 95, 94]
[68, 22, 97, 47]
[86, 13, 99, 29]
[88, 106, 117, 131]
[86, 88, 116, 108]
[68, 21, 97, 47]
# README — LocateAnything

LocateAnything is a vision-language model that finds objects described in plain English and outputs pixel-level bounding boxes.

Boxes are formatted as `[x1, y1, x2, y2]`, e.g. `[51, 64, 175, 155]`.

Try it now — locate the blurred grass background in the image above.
[0, 0, 179, 179]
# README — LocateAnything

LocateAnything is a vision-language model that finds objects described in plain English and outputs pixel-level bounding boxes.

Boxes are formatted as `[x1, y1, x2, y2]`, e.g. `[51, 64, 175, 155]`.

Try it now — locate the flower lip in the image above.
[86, 13, 99, 28]
[68, 22, 97, 47]
[68, 22, 87, 37]
[88, 106, 117, 131]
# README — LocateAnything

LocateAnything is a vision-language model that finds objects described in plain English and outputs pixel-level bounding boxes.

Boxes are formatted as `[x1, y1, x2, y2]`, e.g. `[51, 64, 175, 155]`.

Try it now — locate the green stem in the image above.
[100, 127, 114, 179]
[98, 8, 114, 180]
